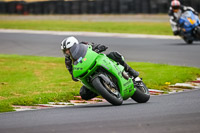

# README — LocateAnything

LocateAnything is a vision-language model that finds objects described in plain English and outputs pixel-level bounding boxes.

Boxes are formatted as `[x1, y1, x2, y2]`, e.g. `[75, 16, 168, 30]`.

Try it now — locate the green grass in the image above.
[1, 54, 200, 112]
[0, 20, 173, 35]
[128, 62, 200, 91]
[0, 54, 81, 112]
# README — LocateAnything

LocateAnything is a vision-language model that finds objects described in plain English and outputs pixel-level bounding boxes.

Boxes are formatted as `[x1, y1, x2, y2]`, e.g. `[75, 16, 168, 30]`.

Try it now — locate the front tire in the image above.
[183, 37, 193, 44]
[185, 39, 193, 44]
[131, 81, 150, 103]
[92, 77, 123, 105]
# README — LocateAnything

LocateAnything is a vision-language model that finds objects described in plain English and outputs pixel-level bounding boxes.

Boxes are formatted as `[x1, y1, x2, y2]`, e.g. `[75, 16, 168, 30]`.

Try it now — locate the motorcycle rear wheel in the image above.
[92, 77, 123, 106]
[131, 81, 150, 103]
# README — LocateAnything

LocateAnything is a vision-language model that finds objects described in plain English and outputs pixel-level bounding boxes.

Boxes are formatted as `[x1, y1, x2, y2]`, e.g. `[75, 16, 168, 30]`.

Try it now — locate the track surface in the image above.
[0, 31, 200, 133]
[0, 32, 200, 67]
[0, 90, 200, 133]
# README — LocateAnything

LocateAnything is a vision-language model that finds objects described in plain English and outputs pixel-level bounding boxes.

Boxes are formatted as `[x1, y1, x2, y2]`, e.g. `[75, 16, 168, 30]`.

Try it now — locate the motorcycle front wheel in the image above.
[184, 39, 193, 44]
[92, 77, 123, 106]
[131, 81, 150, 103]
[183, 36, 193, 44]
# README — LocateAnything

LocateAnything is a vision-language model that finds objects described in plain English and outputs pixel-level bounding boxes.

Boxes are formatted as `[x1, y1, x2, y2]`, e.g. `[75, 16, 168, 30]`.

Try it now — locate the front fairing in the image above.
[95, 56, 135, 100]
[179, 11, 200, 33]
[73, 46, 98, 78]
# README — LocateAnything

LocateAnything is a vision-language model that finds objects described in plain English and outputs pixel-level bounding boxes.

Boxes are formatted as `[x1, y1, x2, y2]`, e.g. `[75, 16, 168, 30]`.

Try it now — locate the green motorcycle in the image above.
[73, 45, 150, 105]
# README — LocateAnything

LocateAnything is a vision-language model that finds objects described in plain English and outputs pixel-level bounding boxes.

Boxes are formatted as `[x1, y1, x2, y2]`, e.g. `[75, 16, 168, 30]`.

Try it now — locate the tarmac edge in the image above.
[0, 29, 180, 39]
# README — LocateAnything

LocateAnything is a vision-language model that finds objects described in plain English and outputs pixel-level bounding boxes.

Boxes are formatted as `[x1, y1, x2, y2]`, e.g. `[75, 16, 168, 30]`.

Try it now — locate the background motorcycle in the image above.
[178, 11, 200, 44]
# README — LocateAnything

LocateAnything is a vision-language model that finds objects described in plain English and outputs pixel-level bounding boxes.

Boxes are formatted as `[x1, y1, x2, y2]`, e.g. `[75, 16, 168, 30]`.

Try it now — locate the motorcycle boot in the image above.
[123, 62, 139, 78]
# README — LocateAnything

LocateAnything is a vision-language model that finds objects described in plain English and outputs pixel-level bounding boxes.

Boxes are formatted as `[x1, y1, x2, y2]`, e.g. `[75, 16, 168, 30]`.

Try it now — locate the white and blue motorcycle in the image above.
[178, 11, 200, 44]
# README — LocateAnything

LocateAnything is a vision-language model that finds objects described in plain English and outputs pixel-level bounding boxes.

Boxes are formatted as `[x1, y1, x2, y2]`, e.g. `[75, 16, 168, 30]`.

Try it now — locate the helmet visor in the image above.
[172, 6, 180, 10]
[62, 48, 70, 57]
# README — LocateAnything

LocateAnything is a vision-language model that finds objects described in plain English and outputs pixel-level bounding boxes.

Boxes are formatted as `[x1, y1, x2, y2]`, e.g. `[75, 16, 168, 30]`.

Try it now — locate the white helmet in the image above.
[61, 36, 79, 51]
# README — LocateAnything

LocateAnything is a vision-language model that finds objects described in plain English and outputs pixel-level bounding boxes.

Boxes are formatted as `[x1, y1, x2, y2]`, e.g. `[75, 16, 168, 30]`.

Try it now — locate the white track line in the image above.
[0, 29, 180, 39]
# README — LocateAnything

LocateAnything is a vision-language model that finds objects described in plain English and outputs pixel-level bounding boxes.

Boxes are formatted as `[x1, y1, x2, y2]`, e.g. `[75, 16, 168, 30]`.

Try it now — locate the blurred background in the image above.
[0, 0, 199, 15]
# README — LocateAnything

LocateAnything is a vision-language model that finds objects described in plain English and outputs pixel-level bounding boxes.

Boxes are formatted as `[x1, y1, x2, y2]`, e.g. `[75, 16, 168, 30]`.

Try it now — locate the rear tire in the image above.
[131, 81, 150, 103]
[195, 26, 200, 39]
[92, 77, 123, 105]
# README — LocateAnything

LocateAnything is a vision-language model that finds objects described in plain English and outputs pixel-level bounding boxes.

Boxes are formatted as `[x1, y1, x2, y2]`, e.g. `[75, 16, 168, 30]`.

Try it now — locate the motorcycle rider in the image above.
[61, 36, 139, 100]
[168, 0, 199, 35]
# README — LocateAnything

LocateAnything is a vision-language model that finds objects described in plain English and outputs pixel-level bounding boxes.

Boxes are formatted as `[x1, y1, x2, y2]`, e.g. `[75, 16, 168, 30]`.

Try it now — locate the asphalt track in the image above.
[0, 90, 200, 133]
[0, 30, 200, 67]
[0, 31, 200, 133]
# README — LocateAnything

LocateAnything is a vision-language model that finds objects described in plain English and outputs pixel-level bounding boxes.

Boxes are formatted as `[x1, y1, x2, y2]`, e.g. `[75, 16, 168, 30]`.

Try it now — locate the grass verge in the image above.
[0, 20, 172, 35]
[0, 54, 200, 112]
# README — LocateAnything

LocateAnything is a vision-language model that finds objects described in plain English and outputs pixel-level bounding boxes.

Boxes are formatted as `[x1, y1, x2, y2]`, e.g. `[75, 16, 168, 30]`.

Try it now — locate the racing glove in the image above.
[81, 42, 108, 53]
[92, 44, 108, 53]
[65, 56, 79, 82]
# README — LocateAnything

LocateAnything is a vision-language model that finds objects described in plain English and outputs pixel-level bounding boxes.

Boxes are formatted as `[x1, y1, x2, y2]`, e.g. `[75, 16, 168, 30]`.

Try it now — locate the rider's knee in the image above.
[79, 86, 97, 100]
[173, 30, 180, 35]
